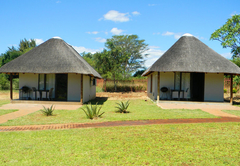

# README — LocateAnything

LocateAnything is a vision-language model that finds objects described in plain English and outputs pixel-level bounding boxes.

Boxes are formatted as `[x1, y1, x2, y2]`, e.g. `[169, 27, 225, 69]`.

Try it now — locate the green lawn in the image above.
[0, 100, 17, 116]
[0, 100, 10, 107]
[0, 123, 240, 165]
[222, 110, 240, 116]
[0, 109, 18, 116]
[1, 99, 217, 126]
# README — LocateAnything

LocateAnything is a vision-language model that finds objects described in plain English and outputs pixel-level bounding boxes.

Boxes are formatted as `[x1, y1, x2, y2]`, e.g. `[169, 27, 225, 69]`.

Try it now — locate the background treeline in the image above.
[0, 39, 36, 90]
[81, 35, 148, 91]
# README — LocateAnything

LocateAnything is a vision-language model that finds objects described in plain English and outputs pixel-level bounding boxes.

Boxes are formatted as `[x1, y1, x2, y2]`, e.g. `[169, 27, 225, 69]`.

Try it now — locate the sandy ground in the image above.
[0, 91, 19, 100]
[0, 91, 239, 101]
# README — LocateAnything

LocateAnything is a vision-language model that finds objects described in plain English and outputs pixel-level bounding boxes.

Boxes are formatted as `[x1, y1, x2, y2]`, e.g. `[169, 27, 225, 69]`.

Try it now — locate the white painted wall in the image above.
[160, 72, 174, 99]
[83, 75, 96, 103]
[67, 74, 81, 101]
[147, 73, 155, 100]
[147, 72, 175, 100]
[19, 73, 96, 102]
[204, 73, 224, 102]
[19, 73, 38, 99]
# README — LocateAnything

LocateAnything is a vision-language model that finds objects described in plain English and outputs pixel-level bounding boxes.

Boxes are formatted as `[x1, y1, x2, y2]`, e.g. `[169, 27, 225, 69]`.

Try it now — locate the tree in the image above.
[210, 14, 240, 58]
[105, 35, 149, 78]
[93, 49, 123, 91]
[133, 69, 146, 77]
[0, 38, 36, 81]
[231, 57, 240, 67]
[19, 38, 36, 52]
[1, 39, 36, 67]
[81, 52, 95, 67]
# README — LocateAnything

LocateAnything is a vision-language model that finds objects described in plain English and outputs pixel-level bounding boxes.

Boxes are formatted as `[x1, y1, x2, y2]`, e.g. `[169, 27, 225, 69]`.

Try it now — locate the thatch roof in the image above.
[0, 37, 102, 78]
[142, 33, 240, 76]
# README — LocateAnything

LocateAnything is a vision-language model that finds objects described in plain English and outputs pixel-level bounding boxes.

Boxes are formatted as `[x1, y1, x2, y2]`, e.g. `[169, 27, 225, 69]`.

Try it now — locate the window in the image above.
[38, 74, 55, 91]
[38, 74, 46, 90]
[93, 78, 96, 86]
[174, 72, 181, 90]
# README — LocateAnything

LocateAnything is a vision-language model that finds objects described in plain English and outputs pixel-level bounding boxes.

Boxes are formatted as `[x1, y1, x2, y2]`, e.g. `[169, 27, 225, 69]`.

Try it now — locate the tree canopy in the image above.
[105, 35, 148, 78]
[0, 38, 36, 67]
[210, 14, 240, 58]
[81, 34, 148, 81]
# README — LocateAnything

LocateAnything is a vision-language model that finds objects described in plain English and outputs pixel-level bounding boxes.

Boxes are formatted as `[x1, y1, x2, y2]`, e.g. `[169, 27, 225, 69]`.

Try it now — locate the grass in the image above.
[0, 123, 240, 165]
[222, 110, 240, 116]
[0, 109, 18, 116]
[1, 99, 217, 126]
[0, 100, 10, 107]
[0, 100, 16, 116]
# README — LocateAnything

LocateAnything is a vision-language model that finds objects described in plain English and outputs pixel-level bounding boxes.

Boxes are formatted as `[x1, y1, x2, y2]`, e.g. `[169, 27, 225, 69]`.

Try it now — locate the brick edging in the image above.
[0, 117, 240, 132]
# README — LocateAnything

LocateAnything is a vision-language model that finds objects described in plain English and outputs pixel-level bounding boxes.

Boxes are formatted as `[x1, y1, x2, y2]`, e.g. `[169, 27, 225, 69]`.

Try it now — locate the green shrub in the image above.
[13, 78, 19, 89]
[41, 105, 55, 116]
[0, 74, 10, 90]
[232, 88, 238, 93]
[224, 89, 227, 93]
[115, 100, 130, 113]
[105, 85, 146, 92]
[81, 103, 105, 119]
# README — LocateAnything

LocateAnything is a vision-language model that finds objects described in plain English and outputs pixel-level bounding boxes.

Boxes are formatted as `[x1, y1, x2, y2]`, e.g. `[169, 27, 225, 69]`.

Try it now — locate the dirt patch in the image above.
[96, 92, 148, 100]
[0, 92, 19, 100]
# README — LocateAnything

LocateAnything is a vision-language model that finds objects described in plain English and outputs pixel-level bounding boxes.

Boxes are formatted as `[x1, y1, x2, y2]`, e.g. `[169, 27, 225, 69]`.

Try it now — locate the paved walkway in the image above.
[0, 103, 81, 124]
[158, 102, 240, 118]
[1, 117, 240, 132]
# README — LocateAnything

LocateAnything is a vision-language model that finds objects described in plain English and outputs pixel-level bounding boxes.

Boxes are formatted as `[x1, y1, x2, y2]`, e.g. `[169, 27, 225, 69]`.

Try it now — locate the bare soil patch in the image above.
[0, 91, 19, 100]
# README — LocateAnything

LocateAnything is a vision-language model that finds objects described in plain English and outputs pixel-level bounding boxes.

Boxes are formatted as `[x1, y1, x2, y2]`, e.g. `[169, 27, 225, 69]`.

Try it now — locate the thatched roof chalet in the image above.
[142, 33, 240, 76]
[0, 37, 101, 78]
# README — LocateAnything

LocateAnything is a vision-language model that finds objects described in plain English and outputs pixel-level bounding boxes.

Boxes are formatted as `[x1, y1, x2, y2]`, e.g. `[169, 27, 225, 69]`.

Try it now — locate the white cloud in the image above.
[102, 10, 130, 22]
[153, 32, 161, 35]
[162, 31, 174, 36]
[72, 46, 101, 54]
[95, 37, 106, 43]
[231, 11, 239, 16]
[148, 4, 157, 6]
[144, 46, 165, 67]
[132, 11, 140, 15]
[105, 31, 108, 35]
[86, 31, 99, 35]
[162, 31, 183, 39]
[221, 52, 232, 59]
[34, 39, 44, 45]
[110, 27, 124, 35]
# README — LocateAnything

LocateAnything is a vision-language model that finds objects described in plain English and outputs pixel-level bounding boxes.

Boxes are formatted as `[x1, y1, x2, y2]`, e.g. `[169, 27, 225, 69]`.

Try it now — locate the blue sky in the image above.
[0, 0, 239, 68]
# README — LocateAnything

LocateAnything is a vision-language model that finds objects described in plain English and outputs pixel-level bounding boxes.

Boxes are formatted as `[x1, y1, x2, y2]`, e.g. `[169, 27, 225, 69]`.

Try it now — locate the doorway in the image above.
[55, 74, 68, 101]
[190, 73, 204, 101]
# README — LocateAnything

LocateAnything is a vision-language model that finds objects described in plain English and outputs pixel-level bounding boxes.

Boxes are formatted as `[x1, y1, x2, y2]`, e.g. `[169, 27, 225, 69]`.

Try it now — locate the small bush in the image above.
[115, 100, 130, 113]
[81, 103, 105, 119]
[104, 85, 146, 92]
[0, 74, 10, 90]
[13, 78, 19, 89]
[41, 105, 55, 116]
[232, 88, 238, 93]
[224, 89, 227, 93]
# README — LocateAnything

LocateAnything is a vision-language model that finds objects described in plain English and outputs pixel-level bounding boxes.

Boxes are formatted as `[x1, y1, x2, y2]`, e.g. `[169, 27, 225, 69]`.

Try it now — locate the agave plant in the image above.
[115, 100, 130, 113]
[81, 102, 105, 119]
[41, 105, 55, 116]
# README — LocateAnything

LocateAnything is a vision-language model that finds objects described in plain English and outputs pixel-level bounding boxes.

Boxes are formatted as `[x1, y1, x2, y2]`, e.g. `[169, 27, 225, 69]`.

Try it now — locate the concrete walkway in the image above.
[158, 102, 240, 118]
[0, 103, 81, 124]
